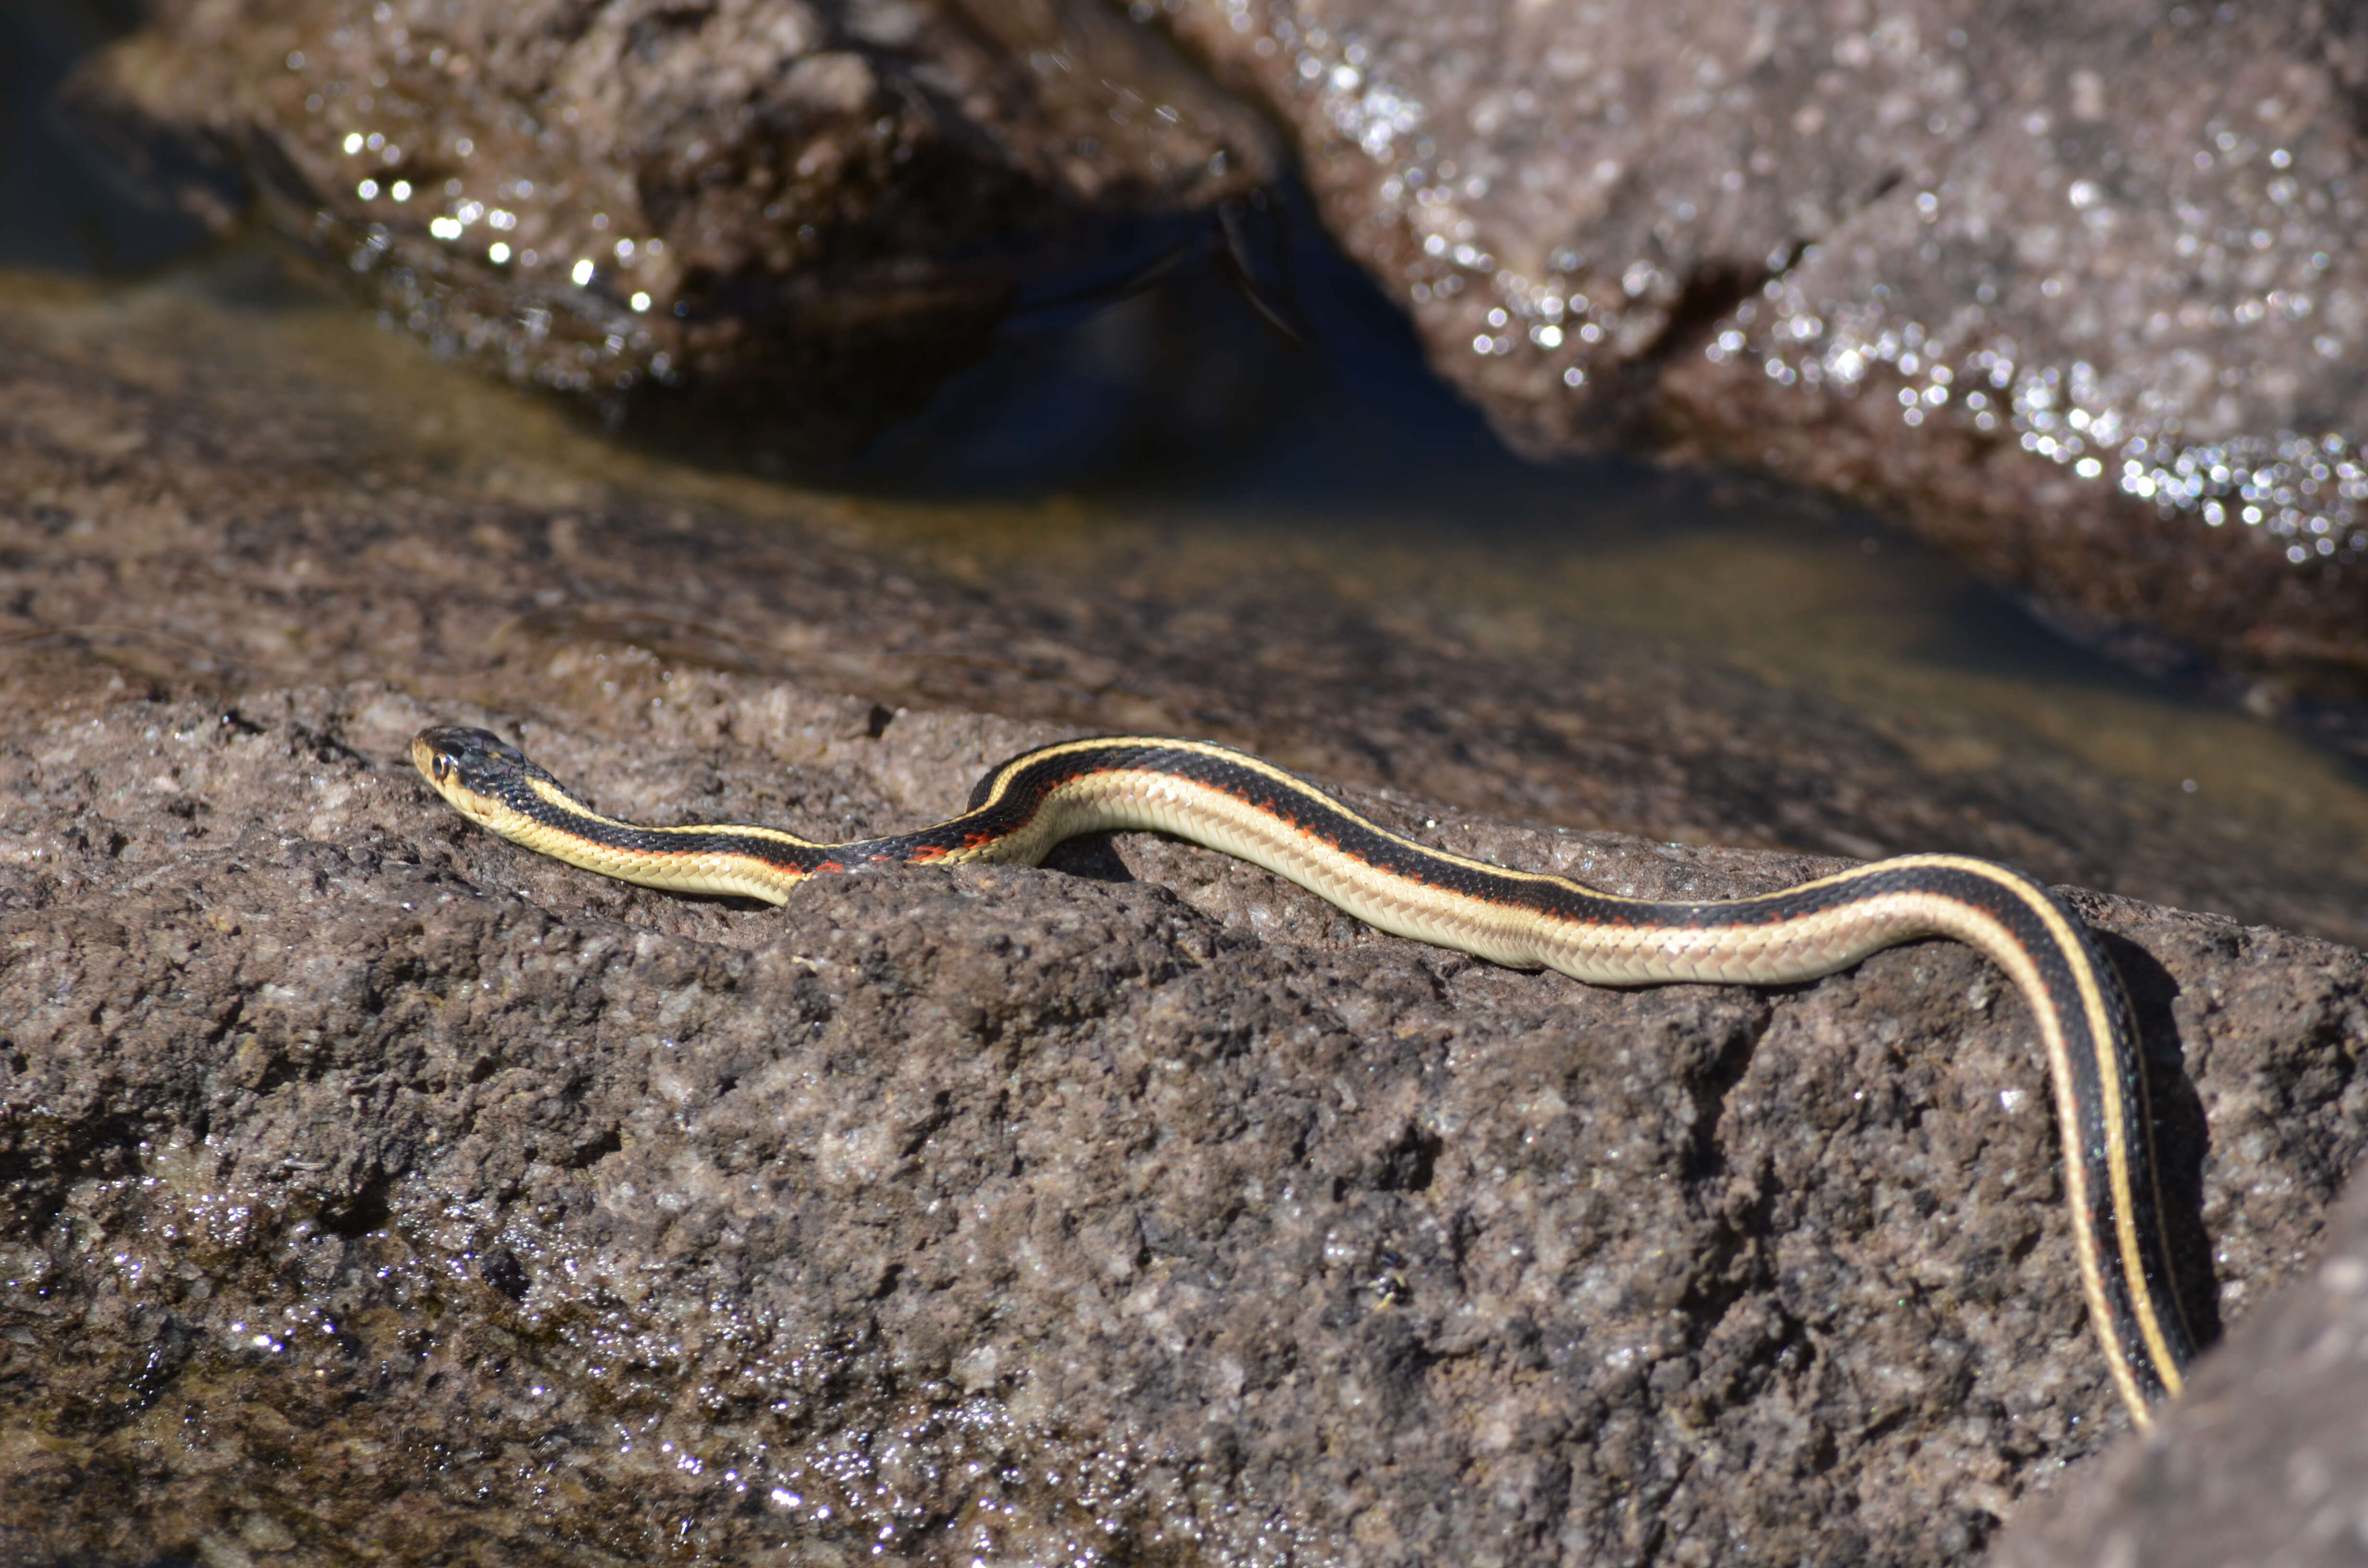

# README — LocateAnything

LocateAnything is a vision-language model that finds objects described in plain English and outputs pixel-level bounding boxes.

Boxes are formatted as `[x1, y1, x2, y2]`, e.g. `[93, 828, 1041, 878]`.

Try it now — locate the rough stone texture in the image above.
[1161, 0, 2368, 694]
[4, 680, 2367, 1568]
[65, 0, 1274, 458]
[1988, 1165, 2368, 1568]
[2, 276, 2367, 1565]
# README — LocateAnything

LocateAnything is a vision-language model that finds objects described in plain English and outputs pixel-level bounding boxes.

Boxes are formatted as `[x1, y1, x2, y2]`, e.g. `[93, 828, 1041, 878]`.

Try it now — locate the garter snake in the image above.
[411, 723, 2196, 1425]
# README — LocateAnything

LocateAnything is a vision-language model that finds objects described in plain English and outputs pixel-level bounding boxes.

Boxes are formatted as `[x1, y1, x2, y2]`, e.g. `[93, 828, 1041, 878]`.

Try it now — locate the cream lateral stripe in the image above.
[1086, 782, 2174, 1409]
[411, 725, 2197, 1425]
[1908, 887, 2156, 1422]
[1048, 772, 1538, 961]
[973, 738, 1591, 892]
[1868, 863, 2188, 1407]
[1912, 856, 2191, 1400]
[525, 776, 824, 849]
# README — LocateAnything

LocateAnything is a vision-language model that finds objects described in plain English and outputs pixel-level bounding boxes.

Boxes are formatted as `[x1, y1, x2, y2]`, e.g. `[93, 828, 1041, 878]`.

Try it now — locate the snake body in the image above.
[411, 723, 2195, 1424]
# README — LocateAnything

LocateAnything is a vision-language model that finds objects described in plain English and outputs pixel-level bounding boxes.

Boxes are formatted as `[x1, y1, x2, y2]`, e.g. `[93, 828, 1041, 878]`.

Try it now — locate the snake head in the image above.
[411, 726, 537, 808]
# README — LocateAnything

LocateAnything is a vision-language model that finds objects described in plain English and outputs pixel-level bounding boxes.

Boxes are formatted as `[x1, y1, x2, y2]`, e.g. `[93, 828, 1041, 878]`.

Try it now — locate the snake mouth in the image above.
[411, 726, 532, 802]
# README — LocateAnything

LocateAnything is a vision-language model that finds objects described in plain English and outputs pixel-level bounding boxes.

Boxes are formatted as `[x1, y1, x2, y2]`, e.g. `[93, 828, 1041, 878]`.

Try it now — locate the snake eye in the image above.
[432, 753, 452, 783]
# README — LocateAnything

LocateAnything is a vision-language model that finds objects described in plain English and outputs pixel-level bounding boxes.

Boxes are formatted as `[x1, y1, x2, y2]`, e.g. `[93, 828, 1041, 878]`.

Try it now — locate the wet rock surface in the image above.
[1161, 0, 2368, 693]
[1988, 1165, 2368, 1568]
[3, 276, 2368, 1565]
[62, 0, 2368, 690]
[67, 0, 1273, 459]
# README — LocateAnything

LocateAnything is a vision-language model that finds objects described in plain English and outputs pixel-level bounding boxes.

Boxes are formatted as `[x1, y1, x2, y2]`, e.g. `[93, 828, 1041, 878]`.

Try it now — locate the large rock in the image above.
[1160, 0, 2368, 695]
[62, 0, 2368, 690]
[65, 0, 1275, 459]
[4, 680, 2366, 1567]
[1989, 1166, 2368, 1568]
[3, 275, 2368, 1565]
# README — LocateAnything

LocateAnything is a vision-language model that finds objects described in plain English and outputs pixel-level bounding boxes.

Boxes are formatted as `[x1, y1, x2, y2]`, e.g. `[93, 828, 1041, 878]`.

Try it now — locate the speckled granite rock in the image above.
[1161, 0, 2368, 694]
[2, 274, 2367, 1566]
[1988, 1165, 2368, 1568]
[65, 0, 1273, 457]
[4, 682, 2367, 1567]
